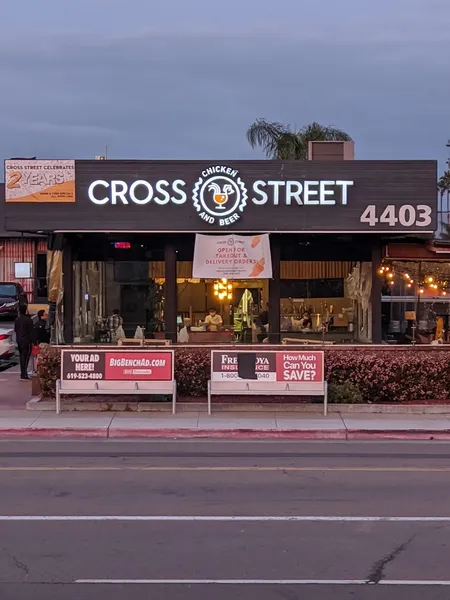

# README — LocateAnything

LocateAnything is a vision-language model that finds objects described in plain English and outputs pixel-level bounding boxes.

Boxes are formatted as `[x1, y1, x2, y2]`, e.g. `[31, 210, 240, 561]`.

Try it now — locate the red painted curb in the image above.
[0, 428, 107, 439]
[108, 428, 347, 440]
[0, 427, 449, 440]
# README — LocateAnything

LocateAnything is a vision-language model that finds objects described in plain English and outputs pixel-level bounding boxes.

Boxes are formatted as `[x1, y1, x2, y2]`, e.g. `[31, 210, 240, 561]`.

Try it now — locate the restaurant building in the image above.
[2, 148, 437, 344]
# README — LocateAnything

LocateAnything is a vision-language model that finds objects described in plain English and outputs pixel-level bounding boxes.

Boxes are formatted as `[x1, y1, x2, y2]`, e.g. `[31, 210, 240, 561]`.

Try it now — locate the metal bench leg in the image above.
[172, 381, 177, 415]
[56, 379, 61, 415]
[207, 380, 212, 415]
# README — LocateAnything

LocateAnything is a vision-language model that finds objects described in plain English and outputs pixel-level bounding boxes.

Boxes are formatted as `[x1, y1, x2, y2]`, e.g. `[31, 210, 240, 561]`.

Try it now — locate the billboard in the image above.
[5, 160, 75, 203]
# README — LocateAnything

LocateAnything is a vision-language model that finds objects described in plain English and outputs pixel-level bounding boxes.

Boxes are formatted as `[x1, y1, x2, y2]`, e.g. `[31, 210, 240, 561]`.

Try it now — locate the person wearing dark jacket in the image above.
[14, 305, 35, 381]
[34, 309, 50, 345]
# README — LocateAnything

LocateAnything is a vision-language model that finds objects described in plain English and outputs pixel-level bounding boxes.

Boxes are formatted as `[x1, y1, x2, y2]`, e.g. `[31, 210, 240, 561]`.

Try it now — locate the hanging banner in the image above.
[192, 233, 272, 279]
[4, 160, 75, 203]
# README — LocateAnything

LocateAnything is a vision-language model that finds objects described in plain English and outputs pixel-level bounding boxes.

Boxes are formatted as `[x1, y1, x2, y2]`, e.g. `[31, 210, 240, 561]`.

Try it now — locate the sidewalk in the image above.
[2, 410, 450, 439]
[2, 366, 450, 440]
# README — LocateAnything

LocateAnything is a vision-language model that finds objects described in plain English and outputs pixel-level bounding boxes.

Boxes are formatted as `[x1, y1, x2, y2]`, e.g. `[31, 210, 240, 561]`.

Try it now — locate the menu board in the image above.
[61, 350, 173, 382]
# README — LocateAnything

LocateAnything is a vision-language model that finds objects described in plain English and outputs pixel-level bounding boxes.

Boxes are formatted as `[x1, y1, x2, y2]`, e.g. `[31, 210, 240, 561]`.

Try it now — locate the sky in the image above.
[0, 0, 449, 172]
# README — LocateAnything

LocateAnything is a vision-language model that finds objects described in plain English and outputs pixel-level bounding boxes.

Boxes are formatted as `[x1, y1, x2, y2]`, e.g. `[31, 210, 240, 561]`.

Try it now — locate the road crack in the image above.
[366, 534, 415, 584]
[10, 553, 30, 577]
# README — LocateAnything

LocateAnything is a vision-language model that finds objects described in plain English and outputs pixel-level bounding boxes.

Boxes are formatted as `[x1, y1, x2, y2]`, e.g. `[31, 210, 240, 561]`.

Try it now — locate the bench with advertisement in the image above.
[208, 350, 327, 415]
[56, 349, 176, 414]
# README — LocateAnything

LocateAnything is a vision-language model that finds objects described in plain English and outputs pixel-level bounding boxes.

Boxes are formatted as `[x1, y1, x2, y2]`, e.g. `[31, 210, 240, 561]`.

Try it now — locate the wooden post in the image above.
[164, 243, 177, 343]
[62, 237, 74, 343]
[371, 243, 382, 344]
[268, 236, 281, 344]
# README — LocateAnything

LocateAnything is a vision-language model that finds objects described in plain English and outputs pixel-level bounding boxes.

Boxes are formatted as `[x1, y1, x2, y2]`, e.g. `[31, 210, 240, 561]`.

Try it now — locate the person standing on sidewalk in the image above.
[34, 309, 50, 345]
[14, 305, 35, 381]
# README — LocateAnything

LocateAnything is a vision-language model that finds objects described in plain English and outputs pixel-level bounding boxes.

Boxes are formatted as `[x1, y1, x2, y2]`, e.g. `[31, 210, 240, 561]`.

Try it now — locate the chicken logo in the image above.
[193, 165, 247, 227]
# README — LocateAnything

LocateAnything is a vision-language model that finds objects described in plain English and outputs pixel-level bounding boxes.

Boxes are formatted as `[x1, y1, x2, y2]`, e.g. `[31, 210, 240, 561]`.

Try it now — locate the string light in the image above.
[213, 278, 233, 302]
[378, 262, 450, 297]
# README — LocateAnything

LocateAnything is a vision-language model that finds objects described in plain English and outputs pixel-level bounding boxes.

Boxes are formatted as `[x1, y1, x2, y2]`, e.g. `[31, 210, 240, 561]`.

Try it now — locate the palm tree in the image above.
[438, 170, 450, 238]
[246, 118, 352, 159]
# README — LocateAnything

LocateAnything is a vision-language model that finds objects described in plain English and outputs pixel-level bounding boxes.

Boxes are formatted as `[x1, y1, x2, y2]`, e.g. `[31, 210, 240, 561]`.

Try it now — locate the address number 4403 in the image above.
[360, 205, 432, 227]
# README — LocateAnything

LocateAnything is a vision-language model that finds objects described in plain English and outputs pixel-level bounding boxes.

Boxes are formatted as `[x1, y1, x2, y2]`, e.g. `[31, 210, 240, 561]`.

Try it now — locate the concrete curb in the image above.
[347, 430, 450, 441]
[1, 427, 450, 440]
[26, 397, 450, 414]
[107, 428, 348, 440]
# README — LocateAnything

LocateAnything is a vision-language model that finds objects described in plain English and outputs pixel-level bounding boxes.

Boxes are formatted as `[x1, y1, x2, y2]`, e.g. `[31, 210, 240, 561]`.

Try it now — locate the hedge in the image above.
[36, 344, 450, 403]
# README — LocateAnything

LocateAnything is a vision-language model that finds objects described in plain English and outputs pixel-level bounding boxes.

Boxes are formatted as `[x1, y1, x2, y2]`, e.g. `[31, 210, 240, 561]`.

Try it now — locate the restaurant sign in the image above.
[4, 159, 437, 233]
[87, 165, 355, 228]
[61, 349, 173, 381]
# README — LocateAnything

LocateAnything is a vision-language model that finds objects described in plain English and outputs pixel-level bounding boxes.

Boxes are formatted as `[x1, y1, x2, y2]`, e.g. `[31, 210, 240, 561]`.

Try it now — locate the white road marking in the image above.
[380, 581, 450, 586]
[1, 515, 450, 522]
[75, 579, 368, 585]
[75, 579, 450, 586]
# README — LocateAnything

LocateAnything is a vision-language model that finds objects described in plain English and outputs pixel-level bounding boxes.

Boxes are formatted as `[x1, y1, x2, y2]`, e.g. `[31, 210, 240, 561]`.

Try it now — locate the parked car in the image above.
[0, 282, 28, 319]
[0, 323, 16, 362]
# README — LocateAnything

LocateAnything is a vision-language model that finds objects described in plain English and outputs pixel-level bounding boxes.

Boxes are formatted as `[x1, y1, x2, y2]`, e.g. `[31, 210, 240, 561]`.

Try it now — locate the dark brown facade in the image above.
[4, 160, 438, 234]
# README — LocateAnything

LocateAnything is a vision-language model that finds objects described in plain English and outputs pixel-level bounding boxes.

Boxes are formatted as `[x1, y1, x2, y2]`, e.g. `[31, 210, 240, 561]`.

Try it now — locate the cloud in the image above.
[0, 3, 449, 169]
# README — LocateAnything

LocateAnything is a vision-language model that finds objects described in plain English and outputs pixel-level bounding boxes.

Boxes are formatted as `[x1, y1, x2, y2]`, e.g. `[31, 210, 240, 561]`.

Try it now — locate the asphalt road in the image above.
[1, 439, 450, 599]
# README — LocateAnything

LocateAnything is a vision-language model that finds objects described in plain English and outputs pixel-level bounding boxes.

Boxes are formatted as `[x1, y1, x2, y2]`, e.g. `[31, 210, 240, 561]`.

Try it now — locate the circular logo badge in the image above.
[193, 166, 247, 226]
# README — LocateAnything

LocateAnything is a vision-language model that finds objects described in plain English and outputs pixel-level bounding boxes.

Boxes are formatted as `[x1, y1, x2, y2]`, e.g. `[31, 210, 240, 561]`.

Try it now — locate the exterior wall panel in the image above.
[4, 160, 438, 234]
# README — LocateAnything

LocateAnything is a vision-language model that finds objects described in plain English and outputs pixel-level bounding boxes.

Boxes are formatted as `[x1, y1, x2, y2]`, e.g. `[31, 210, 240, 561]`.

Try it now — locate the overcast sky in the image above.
[0, 0, 449, 172]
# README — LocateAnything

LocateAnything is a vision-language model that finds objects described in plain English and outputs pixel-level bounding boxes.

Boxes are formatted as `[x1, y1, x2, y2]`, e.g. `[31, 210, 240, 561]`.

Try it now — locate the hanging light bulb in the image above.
[407, 283, 412, 288]
[427, 276, 434, 283]
[227, 284, 232, 290]
[419, 289, 425, 294]
[388, 273, 394, 279]
[221, 278, 227, 284]
[390, 280, 395, 285]
[227, 293, 232, 300]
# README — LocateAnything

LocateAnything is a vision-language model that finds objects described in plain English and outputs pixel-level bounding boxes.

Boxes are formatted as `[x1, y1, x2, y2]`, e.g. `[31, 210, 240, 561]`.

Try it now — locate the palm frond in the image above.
[247, 118, 352, 159]
[299, 122, 352, 142]
[246, 118, 290, 158]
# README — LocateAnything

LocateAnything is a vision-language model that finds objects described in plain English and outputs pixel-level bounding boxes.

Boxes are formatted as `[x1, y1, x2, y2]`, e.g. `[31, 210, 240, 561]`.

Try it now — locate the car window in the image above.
[0, 284, 17, 297]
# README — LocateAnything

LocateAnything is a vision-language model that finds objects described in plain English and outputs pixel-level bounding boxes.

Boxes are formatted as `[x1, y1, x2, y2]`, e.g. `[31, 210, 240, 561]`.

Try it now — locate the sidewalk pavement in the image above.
[0, 364, 32, 410]
[2, 410, 450, 439]
[2, 366, 450, 440]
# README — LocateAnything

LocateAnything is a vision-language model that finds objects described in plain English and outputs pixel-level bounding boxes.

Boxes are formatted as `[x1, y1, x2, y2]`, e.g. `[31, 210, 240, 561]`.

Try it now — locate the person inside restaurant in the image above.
[205, 308, 223, 331]
[300, 311, 313, 331]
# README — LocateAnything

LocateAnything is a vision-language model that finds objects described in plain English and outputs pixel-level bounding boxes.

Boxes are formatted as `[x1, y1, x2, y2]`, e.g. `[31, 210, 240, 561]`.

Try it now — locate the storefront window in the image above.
[278, 261, 358, 344]
[381, 261, 450, 344]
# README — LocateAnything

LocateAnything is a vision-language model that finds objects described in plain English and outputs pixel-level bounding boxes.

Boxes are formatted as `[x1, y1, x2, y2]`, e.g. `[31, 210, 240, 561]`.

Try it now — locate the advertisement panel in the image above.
[3, 160, 437, 233]
[211, 350, 324, 386]
[192, 233, 272, 279]
[5, 160, 75, 203]
[61, 349, 173, 382]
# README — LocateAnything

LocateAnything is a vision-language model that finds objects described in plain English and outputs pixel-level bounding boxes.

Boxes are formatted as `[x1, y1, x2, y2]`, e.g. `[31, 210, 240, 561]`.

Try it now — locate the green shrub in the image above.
[327, 381, 362, 404]
[36, 345, 450, 402]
